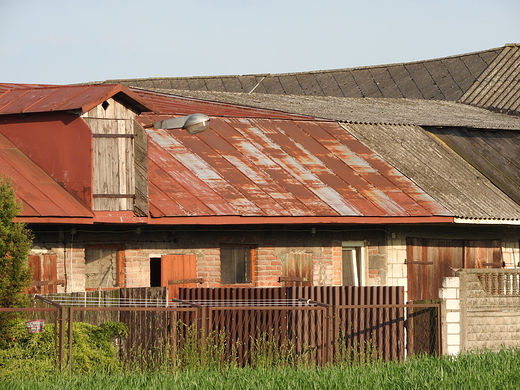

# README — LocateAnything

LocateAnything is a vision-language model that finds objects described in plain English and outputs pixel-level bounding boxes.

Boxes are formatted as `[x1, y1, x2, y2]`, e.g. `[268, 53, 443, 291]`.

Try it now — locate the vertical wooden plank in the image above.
[28, 255, 42, 294]
[42, 254, 58, 294]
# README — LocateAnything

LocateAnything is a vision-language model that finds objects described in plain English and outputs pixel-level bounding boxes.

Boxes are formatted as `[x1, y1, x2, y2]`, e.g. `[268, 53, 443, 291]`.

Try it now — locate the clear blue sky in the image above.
[1, 0, 519, 85]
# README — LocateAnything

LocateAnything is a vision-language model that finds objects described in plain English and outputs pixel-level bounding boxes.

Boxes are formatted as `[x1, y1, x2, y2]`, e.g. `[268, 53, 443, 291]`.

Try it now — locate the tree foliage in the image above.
[0, 176, 32, 308]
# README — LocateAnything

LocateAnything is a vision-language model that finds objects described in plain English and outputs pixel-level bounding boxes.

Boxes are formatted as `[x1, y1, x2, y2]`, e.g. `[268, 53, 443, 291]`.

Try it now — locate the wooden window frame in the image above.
[219, 244, 257, 286]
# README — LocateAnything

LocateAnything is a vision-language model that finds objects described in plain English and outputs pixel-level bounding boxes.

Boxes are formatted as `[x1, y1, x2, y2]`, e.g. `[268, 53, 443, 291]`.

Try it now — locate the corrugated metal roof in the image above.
[144, 89, 520, 130]
[341, 122, 520, 221]
[0, 133, 93, 219]
[145, 117, 452, 222]
[105, 46, 503, 102]
[460, 44, 520, 114]
[0, 84, 153, 115]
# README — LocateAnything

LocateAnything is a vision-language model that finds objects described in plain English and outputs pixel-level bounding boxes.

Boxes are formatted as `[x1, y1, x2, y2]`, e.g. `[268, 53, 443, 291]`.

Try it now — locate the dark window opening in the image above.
[221, 245, 254, 284]
[150, 257, 161, 287]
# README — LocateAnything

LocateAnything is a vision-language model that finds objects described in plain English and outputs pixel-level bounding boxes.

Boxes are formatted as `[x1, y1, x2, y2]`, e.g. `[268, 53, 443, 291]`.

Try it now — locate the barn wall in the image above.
[29, 224, 520, 297]
[29, 226, 388, 293]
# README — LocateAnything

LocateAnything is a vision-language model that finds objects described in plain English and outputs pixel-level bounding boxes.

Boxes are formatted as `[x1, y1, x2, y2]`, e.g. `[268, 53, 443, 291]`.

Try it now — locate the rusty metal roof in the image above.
[0, 133, 93, 220]
[145, 116, 452, 223]
[0, 84, 154, 115]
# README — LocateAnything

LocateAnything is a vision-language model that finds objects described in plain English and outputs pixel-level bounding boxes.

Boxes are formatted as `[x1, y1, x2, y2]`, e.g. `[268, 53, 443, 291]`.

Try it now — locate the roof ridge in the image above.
[104, 45, 509, 83]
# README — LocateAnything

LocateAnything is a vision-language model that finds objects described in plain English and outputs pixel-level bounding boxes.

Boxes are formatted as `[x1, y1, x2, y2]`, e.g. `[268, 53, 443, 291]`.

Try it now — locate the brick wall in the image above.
[31, 227, 389, 292]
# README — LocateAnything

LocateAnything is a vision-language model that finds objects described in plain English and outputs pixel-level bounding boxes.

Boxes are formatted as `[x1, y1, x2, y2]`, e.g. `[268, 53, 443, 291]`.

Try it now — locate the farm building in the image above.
[0, 44, 519, 304]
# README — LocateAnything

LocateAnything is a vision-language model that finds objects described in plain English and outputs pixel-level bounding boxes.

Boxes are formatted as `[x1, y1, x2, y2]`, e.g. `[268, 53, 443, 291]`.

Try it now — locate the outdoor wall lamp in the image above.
[153, 113, 210, 134]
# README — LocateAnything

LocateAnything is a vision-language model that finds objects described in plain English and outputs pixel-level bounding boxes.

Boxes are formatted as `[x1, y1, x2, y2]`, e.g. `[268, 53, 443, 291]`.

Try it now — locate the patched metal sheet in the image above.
[0, 134, 93, 218]
[147, 117, 451, 219]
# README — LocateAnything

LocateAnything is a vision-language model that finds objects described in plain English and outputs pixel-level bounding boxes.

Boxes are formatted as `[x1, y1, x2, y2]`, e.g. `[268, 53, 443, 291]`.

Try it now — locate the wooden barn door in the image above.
[28, 254, 62, 294]
[407, 238, 502, 301]
[406, 238, 463, 301]
[280, 252, 313, 287]
[161, 254, 199, 301]
[464, 240, 502, 268]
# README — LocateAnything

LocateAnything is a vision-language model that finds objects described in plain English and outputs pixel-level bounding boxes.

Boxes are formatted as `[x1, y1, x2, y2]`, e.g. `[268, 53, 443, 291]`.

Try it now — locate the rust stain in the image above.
[147, 116, 451, 219]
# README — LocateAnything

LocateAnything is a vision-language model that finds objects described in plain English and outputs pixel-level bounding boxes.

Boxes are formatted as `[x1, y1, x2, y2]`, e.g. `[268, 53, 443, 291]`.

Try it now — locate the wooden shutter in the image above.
[28, 254, 61, 294]
[406, 238, 464, 301]
[162, 254, 198, 301]
[280, 252, 313, 287]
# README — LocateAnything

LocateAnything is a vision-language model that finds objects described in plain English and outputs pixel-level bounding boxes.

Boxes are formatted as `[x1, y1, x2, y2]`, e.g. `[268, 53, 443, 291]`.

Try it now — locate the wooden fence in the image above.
[28, 286, 440, 368]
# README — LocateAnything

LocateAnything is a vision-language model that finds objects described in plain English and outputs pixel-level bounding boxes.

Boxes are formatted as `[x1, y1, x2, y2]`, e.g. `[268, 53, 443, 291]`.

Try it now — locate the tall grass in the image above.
[3, 349, 520, 390]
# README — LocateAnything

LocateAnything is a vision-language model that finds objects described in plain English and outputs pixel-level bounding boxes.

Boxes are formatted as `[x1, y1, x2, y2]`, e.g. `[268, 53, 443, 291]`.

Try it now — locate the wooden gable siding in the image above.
[82, 99, 138, 211]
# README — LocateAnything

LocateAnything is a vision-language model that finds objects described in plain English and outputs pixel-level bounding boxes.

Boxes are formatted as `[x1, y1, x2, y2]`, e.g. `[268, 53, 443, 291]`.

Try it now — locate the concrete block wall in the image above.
[459, 270, 520, 352]
[385, 236, 407, 296]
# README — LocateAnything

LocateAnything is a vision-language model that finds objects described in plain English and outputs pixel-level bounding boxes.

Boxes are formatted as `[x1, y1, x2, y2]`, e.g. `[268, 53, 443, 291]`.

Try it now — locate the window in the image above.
[220, 245, 255, 285]
[85, 246, 123, 289]
[342, 241, 365, 286]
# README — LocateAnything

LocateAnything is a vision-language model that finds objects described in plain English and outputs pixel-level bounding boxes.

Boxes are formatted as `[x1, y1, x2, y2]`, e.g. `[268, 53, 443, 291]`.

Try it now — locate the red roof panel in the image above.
[0, 84, 154, 115]
[0, 134, 93, 219]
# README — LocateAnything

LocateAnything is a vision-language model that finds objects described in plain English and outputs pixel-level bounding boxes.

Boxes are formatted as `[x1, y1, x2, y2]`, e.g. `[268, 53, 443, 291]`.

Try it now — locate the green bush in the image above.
[0, 319, 128, 378]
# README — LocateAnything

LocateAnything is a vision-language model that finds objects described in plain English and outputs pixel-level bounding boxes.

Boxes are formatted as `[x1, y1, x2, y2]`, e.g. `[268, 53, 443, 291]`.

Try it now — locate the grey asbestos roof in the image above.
[340, 123, 520, 221]
[106, 44, 520, 114]
[135, 88, 520, 130]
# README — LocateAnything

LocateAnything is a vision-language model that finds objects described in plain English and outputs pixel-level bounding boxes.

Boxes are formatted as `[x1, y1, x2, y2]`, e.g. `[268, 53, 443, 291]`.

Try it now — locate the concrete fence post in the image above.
[439, 276, 461, 355]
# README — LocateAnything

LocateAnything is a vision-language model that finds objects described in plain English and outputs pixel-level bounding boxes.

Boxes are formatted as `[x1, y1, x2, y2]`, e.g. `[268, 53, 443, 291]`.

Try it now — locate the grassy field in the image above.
[3, 349, 520, 390]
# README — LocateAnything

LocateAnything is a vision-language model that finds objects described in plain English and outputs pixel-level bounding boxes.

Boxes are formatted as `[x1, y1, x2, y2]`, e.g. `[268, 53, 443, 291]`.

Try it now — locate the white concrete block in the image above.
[446, 312, 460, 323]
[439, 288, 458, 299]
[447, 323, 460, 335]
[447, 334, 460, 345]
[445, 299, 460, 311]
[442, 277, 460, 288]
[447, 345, 460, 355]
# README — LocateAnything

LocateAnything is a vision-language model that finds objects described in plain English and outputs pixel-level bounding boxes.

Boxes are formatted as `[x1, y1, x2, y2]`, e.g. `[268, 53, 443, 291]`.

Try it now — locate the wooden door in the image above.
[280, 252, 313, 287]
[161, 254, 198, 301]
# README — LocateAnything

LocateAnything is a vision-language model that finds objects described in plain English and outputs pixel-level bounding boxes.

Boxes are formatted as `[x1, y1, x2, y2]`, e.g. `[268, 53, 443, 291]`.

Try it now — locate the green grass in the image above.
[3, 349, 520, 390]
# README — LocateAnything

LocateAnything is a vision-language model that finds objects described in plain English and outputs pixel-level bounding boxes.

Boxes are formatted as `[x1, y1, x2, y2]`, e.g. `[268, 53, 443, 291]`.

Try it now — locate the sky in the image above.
[1, 0, 519, 85]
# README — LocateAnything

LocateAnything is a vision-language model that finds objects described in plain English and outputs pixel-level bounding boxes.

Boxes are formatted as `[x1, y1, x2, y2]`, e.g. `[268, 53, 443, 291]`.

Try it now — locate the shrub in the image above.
[0, 319, 128, 378]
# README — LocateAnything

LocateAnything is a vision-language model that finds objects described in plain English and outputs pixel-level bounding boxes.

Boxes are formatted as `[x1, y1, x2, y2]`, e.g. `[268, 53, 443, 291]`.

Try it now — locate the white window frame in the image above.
[341, 241, 366, 286]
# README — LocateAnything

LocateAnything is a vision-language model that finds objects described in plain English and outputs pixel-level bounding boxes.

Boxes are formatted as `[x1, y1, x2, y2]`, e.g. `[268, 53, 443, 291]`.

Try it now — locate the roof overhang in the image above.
[147, 215, 455, 225]
[454, 217, 520, 226]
